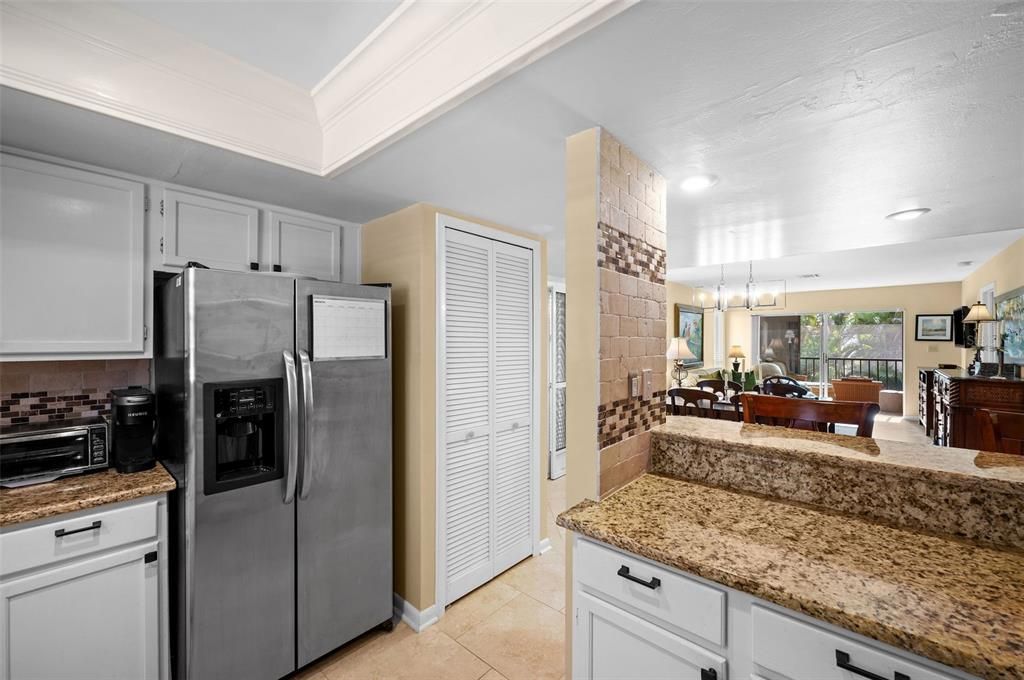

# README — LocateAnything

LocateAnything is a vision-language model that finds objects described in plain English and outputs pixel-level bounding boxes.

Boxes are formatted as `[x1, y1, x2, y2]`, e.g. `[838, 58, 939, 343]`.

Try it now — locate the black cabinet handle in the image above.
[700, 668, 717, 680]
[55, 520, 102, 538]
[250, 262, 259, 271]
[836, 650, 910, 680]
[273, 264, 282, 272]
[617, 565, 661, 590]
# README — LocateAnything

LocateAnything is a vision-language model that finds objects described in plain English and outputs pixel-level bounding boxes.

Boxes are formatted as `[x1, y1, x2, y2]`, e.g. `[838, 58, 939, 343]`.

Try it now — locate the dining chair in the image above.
[761, 376, 812, 399]
[696, 379, 742, 401]
[976, 409, 1024, 455]
[667, 387, 720, 419]
[740, 394, 879, 437]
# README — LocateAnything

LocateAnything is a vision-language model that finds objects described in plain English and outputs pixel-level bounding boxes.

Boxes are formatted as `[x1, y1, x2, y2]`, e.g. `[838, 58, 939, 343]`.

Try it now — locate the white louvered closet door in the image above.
[443, 229, 495, 603]
[492, 241, 534, 574]
[442, 228, 535, 606]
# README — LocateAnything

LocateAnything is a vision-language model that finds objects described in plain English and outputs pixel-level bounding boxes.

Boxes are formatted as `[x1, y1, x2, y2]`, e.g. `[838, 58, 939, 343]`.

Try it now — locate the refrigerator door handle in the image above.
[283, 349, 299, 504]
[298, 349, 314, 499]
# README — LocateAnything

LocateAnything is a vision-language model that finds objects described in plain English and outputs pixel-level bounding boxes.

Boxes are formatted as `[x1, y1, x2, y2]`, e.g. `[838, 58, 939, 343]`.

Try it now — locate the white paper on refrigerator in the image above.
[311, 295, 386, 360]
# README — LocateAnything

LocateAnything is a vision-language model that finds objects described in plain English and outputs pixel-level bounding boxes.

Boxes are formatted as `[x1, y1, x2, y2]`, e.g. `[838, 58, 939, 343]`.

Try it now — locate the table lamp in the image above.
[963, 301, 1005, 376]
[728, 345, 746, 372]
[666, 337, 697, 386]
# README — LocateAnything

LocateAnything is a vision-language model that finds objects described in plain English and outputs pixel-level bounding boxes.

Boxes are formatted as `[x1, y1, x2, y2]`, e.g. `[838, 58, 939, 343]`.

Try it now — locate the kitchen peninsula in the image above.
[558, 417, 1024, 680]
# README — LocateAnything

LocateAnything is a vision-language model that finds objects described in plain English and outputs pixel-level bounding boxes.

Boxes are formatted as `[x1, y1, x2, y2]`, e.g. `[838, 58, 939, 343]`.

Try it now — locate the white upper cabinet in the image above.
[266, 210, 343, 282]
[0, 154, 145, 356]
[161, 188, 260, 271]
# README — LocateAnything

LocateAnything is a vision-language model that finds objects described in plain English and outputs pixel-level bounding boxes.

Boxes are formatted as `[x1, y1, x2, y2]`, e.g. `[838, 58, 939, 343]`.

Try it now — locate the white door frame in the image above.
[434, 213, 542, 613]
[978, 282, 997, 362]
[548, 282, 567, 480]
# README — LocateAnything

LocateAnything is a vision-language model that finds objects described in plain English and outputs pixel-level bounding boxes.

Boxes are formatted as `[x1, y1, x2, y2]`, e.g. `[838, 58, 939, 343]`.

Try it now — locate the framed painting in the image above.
[915, 314, 953, 342]
[996, 285, 1024, 364]
[675, 303, 704, 366]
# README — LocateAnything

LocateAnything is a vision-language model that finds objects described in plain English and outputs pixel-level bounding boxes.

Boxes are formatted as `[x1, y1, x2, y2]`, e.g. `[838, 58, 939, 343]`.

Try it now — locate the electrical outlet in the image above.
[642, 369, 653, 400]
[629, 372, 641, 398]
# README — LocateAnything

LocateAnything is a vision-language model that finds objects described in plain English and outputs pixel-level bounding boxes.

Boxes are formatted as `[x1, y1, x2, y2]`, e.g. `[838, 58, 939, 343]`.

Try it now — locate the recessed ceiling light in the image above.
[680, 174, 719, 193]
[799, 273, 821, 279]
[885, 208, 931, 221]
[957, 260, 974, 267]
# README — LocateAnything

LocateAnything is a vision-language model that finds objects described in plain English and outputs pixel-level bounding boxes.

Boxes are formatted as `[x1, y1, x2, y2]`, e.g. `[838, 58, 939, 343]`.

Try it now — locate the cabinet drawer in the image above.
[752, 606, 964, 680]
[1, 499, 158, 576]
[575, 538, 725, 647]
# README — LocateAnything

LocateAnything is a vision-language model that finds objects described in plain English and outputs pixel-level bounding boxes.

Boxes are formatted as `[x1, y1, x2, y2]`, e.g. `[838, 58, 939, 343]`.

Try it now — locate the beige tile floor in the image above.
[872, 414, 934, 445]
[295, 475, 569, 680]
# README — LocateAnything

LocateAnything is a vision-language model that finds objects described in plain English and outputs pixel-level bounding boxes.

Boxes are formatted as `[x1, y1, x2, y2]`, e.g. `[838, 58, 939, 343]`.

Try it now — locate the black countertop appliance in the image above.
[109, 386, 156, 473]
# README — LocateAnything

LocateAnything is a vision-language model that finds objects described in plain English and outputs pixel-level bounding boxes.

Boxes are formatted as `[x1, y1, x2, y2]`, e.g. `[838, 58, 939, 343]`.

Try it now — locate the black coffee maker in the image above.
[109, 387, 156, 473]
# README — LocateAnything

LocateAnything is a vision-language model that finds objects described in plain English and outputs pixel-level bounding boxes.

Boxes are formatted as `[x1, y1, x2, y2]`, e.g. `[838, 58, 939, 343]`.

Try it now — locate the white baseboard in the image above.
[538, 537, 553, 555]
[392, 593, 439, 633]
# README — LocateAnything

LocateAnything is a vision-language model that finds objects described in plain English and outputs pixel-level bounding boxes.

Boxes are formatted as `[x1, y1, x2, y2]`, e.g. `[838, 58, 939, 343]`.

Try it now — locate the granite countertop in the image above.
[0, 464, 177, 527]
[653, 416, 1024, 490]
[558, 473, 1024, 680]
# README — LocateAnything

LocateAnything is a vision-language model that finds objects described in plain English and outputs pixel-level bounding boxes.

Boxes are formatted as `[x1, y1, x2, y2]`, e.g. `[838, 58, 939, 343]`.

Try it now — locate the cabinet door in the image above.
[492, 241, 534, 574]
[442, 228, 495, 604]
[0, 154, 145, 355]
[162, 188, 259, 271]
[573, 591, 726, 680]
[267, 210, 343, 281]
[0, 543, 160, 680]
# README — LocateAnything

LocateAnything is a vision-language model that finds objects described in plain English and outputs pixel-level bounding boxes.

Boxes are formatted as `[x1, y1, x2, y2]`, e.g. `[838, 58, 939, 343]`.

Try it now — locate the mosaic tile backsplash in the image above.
[0, 360, 150, 428]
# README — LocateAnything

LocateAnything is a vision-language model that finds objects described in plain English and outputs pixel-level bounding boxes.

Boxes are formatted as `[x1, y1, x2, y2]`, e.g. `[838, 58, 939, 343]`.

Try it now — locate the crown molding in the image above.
[0, 2, 322, 174]
[0, 0, 636, 178]
[314, 0, 639, 176]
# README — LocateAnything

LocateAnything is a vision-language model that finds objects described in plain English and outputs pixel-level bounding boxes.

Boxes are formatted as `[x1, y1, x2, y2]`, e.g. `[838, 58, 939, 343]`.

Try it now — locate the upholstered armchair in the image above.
[831, 376, 883, 404]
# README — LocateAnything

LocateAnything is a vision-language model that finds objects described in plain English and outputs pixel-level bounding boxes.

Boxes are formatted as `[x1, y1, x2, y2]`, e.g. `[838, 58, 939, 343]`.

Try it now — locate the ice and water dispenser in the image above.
[202, 379, 284, 494]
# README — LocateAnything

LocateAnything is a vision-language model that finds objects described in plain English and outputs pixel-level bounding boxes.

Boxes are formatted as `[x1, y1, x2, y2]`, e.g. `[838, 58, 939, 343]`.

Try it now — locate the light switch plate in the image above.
[642, 368, 653, 400]
[629, 372, 641, 398]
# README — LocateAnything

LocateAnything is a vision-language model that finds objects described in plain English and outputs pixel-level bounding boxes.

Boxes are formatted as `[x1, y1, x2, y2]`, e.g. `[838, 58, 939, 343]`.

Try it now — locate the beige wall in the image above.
[362, 203, 549, 612]
[960, 234, 1024, 366]
[961, 235, 1024, 306]
[565, 128, 601, 511]
[720, 282, 963, 416]
[665, 282, 718, 383]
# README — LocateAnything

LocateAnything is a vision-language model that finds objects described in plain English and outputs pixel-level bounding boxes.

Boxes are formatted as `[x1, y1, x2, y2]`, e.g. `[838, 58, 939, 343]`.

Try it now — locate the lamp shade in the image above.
[963, 301, 996, 323]
[727, 345, 746, 359]
[666, 337, 697, 362]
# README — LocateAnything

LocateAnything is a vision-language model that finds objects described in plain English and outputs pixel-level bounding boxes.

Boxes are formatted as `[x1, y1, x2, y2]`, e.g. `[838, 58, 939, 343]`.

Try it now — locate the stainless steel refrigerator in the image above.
[155, 267, 392, 680]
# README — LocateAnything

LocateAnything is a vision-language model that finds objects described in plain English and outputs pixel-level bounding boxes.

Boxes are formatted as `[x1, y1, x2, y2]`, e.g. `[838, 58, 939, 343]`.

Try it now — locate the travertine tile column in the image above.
[565, 127, 667, 505]
[595, 132, 667, 496]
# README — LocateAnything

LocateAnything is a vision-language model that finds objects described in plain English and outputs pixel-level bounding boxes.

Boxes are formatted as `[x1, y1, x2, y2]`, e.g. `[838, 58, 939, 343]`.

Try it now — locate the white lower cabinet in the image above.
[0, 497, 169, 680]
[572, 537, 974, 680]
[574, 591, 726, 680]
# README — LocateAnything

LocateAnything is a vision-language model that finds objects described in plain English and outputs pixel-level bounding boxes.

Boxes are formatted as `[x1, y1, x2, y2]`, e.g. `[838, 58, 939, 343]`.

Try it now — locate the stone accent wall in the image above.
[0, 360, 150, 427]
[596, 131, 667, 497]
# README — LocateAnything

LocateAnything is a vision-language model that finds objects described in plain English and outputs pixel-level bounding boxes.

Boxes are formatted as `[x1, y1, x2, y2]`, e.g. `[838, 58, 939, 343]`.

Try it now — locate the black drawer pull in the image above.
[836, 650, 910, 680]
[54, 520, 102, 538]
[700, 668, 717, 680]
[617, 565, 661, 590]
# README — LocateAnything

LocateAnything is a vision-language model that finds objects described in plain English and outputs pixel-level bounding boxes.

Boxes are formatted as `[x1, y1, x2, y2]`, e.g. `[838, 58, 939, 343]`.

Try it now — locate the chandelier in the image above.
[695, 262, 786, 312]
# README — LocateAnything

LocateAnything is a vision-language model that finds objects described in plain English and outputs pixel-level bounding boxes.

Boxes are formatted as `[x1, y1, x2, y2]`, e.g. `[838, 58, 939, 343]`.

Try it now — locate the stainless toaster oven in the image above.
[0, 417, 109, 487]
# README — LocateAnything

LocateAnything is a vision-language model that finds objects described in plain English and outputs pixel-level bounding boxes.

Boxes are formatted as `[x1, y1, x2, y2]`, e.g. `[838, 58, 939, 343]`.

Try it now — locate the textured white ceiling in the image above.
[113, 0, 402, 89]
[3, 1, 1022, 290]
[672, 229, 1024, 294]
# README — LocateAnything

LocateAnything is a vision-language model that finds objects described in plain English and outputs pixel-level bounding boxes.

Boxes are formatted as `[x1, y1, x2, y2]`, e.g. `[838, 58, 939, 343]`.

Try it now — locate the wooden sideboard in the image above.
[933, 369, 1024, 449]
